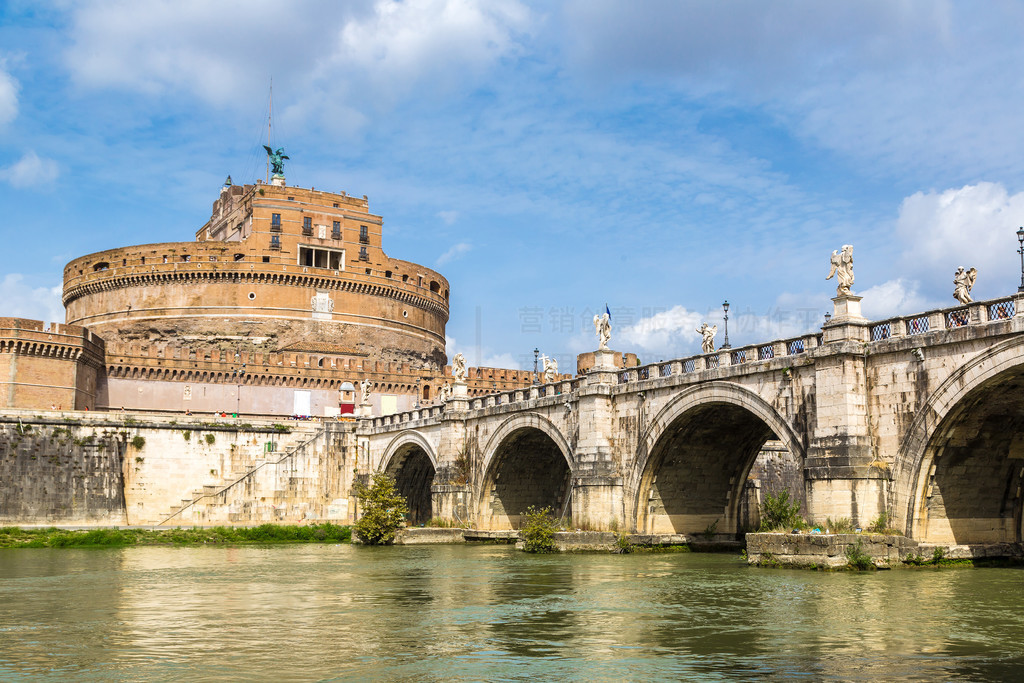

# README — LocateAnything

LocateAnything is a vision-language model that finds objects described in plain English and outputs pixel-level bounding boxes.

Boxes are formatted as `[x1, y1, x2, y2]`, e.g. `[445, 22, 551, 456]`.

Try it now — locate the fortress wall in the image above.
[0, 420, 127, 525]
[0, 412, 321, 526]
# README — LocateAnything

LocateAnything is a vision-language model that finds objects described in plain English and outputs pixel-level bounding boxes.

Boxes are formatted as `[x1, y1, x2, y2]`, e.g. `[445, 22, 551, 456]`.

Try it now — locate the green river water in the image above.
[0, 544, 1022, 681]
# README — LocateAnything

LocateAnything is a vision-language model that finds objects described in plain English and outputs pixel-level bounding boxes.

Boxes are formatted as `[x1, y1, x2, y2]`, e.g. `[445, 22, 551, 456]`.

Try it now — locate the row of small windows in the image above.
[270, 213, 366, 242]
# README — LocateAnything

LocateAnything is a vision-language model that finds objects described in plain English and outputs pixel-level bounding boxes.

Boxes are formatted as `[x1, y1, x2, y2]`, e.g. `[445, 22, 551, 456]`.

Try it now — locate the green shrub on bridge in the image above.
[353, 471, 409, 545]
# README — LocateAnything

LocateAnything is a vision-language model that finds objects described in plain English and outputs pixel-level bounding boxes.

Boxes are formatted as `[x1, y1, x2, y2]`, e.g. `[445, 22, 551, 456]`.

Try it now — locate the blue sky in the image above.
[3, 1, 1024, 371]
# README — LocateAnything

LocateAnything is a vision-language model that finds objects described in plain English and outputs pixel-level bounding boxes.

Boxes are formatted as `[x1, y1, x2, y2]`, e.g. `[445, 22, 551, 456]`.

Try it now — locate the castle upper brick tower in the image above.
[62, 179, 450, 370]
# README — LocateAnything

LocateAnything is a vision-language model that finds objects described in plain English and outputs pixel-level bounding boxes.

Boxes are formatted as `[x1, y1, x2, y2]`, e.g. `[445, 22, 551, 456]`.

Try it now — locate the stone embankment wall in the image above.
[0, 410, 355, 527]
[0, 418, 126, 525]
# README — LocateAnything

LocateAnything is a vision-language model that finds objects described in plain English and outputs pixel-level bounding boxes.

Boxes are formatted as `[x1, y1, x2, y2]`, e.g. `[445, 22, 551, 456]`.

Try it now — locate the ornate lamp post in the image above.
[533, 347, 540, 385]
[233, 363, 246, 415]
[721, 300, 731, 349]
[414, 378, 421, 408]
[824, 312, 832, 324]
[1017, 227, 1024, 293]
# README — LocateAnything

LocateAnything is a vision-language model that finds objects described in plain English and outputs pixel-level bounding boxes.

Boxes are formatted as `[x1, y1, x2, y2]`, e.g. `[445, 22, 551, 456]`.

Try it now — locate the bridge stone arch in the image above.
[476, 412, 574, 530]
[381, 430, 439, 526]
[631, 381, 806, 536]
[896, 336, 1024, 544]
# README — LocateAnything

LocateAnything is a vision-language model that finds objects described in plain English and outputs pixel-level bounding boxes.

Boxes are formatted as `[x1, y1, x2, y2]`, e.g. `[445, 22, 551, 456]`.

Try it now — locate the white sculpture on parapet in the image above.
[593, 311, 611, 351]
[359, 378, 372, 406]
[452, 352, 467, 382]
[953, 266, 977, 304]
[826, 244, 855, 297]
[697, 322, 718, 354]
[439, 380, 452, 403]
[541, 354, 558, 383]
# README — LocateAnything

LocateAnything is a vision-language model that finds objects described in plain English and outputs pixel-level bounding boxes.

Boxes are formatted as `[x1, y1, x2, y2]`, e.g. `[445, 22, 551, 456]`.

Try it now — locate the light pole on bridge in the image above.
[721, 300, 731, 350]
[1016, 227, 1024, 293]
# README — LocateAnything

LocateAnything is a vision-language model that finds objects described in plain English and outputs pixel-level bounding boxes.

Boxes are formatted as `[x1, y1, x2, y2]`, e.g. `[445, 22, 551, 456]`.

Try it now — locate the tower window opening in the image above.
[298, 245, 344, 270]
[302, 216, 313, 236]
[332, 221, 341, 239]
[359, 225, 369, 244]
[271, 213, 281, 231]
[359, 246, 369, 261]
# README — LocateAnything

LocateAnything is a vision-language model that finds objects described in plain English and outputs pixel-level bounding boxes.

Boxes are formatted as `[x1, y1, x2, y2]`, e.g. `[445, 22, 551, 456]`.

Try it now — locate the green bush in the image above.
[353, 471, 409, 545]
[867, 511, 899, 534]
[826, 517, 854, 533]
[131, 435, 146, 450]
[205, 433, 216, 445]
[520, 505, 558, 553]
[759, 490, 802, 531]
[182, 430, 192, 441]
[846, 539, 875, 570]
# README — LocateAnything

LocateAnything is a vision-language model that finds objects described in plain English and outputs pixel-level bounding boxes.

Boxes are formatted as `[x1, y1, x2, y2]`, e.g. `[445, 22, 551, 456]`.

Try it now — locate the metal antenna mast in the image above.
[266, 79, 272, 183]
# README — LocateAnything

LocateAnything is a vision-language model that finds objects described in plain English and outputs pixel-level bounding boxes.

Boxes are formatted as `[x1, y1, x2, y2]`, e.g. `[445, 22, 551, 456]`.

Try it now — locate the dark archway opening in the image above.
[386, 445, 435, 526]
[483, 427, 571, 530]
[640, 403, 795, 537]
[918, 368, 1024, 546]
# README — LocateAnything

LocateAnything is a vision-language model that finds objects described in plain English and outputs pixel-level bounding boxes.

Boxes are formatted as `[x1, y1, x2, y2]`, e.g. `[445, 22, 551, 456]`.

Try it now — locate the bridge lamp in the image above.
[533, 347, 540, 385]
[721, 300, 731, 350]
[1017, 227, 1024, 293]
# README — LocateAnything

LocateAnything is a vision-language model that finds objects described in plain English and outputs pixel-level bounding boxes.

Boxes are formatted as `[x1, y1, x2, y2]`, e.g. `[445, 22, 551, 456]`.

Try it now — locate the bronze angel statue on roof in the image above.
[263, 146, 289, 177]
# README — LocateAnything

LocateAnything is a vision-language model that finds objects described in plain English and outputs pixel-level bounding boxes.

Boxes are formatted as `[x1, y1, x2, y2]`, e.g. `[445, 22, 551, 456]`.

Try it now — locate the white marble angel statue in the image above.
[953, 266, 977, 305]
[439, 380, 452, 403]
[542, 355, 558, 383]
[697, 322, 718, 354]
[359, 378, 372, 406]
[452, 352, 467, 382]
[593, 312, 611, 350]
[826, 244, 855, 297]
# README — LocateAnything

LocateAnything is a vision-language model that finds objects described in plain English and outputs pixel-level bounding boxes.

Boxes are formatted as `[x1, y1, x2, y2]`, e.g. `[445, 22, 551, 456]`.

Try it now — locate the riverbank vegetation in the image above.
[352, 471, 407, 545]
[0, 524, 351, 548]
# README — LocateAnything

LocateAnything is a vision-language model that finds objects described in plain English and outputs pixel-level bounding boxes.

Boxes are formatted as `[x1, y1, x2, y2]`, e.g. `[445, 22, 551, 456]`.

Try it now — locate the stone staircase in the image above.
[157, 425, 334, 526]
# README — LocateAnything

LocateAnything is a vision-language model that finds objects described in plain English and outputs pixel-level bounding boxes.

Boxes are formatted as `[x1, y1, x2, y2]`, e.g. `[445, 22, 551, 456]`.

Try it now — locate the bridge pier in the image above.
[807, 297, 888, 527]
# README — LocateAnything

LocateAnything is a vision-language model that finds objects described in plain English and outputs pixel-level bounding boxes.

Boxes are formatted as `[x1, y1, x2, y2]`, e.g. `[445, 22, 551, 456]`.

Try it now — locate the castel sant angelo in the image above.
[1, 151, 563, 417]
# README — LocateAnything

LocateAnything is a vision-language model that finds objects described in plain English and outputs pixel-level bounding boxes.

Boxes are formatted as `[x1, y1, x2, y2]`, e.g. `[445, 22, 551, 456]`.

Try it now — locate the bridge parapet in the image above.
[866, 293, 1021, 343]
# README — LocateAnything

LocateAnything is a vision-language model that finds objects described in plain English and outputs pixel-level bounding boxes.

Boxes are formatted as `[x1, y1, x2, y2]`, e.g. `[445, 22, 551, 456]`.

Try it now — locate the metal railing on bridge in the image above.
[366, 293, 1022, 429]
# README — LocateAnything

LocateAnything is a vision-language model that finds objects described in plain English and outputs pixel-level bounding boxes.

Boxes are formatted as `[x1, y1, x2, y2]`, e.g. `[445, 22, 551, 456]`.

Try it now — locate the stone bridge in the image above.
[357, 293, 1024, 548]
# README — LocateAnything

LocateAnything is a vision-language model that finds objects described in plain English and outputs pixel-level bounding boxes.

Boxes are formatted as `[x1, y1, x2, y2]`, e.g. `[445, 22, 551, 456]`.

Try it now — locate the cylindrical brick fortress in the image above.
[63, 182, 450, 370]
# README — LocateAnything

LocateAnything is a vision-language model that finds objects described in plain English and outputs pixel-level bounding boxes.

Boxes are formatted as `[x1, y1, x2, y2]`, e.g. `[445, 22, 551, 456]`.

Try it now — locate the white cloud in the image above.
[64, 0, 532, 117]
[0, 59, 17, 125]
[333, 0, 530, 96]
[0, 274, 64, 323]
[617, 305, 703, 358]
[4, 151, 60, 188]
[438, 210, 459, 225]
[859, 278, 930, 320]
[436, 241, 472, 266]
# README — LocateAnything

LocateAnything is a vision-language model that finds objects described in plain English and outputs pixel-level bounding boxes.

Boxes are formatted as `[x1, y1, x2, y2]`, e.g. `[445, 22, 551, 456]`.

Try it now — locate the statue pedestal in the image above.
[446, 381, 470, 412]
[356, 403, 372, 418]
[451, 381, 468, 398]
[823, 295, 870, 344]
[592, 349, 617, 371]
[831, 295, 864, 321]
[271, 175, 286, 187]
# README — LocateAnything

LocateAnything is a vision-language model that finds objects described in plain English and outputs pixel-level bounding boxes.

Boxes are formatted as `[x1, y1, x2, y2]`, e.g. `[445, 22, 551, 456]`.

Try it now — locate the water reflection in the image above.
[1, 546, 1023, 681]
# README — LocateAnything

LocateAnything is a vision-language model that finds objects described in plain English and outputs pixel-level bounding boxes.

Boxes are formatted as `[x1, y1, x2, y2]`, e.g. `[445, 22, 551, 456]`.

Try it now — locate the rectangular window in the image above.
[271, 213, 281, 231]
[359, 225, 369, 244]
[359, 246, 369, 261]
[298, 245, 344, 270]
[270, 235, 281, 250]
[302, 216, 313, 236]
[332, 221, 341, 239]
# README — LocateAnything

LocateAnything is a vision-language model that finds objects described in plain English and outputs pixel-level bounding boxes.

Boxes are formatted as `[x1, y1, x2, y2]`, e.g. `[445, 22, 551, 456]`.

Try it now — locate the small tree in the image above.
[759, 490, 802, 531]
[353, 471, 409, 545]
[521, 505, 558, 553]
